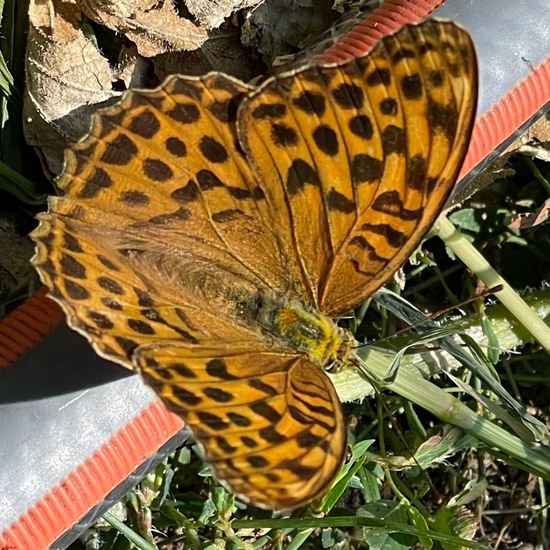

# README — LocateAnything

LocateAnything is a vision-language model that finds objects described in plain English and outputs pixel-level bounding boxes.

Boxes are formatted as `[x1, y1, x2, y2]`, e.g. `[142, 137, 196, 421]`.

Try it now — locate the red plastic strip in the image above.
[0, 287, 64, 370]
[458, 54, 550, 180]
[317, 0, 443, 63]
[0, 400, 183, 550]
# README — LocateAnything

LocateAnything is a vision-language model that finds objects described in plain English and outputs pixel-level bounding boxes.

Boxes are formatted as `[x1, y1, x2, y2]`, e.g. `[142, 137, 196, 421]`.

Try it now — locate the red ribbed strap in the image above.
[458, 55, 550, 180]
[0, 400, 183, 550]
[317, 0, 443, 63]
[0, 286, 64, 370]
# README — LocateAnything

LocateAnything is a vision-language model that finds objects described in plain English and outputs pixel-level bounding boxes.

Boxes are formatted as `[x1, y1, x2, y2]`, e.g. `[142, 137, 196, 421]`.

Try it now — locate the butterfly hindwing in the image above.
[136, 345, 346, 510]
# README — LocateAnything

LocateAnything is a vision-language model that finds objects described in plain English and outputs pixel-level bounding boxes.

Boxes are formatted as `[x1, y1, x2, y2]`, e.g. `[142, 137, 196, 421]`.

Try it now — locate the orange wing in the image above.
[32, 74, 314, 366]
[136, 345, 345, 510]
[239, 19, 477, 315]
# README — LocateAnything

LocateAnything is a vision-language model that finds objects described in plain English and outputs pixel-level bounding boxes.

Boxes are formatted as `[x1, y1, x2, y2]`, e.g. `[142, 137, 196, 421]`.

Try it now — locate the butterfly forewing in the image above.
[239, 19, 477, 316]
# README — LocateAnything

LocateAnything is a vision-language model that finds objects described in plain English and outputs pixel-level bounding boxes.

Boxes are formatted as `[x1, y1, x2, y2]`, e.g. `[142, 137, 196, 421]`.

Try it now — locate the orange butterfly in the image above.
[31, 19, 477, 510]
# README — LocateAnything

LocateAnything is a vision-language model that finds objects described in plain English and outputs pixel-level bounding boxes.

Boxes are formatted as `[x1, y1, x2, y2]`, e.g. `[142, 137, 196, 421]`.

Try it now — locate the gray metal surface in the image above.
[437, 0, 550, 116]
[436, 0, 550, 198]
[0, 323, 187, 529]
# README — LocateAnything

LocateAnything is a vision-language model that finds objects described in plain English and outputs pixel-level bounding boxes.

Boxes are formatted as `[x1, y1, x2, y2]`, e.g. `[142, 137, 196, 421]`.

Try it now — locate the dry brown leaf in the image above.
[80, 0, 209, 57]
[185, 0, 264, 29]
[242, 0, 341, 67]
[153, 25, 261, 83]
[24, 0, 115, 178]
[508, 201, 550, 230]
[23, 0, 267, 177]
[23, 0, 350, 178]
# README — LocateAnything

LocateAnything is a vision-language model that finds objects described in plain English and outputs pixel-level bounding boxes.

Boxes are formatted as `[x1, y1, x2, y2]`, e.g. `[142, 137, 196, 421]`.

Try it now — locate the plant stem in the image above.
[434, 215, 550, 353]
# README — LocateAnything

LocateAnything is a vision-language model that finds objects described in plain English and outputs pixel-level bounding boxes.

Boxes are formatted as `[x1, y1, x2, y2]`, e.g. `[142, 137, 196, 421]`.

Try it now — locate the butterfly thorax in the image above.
[248, 292, 352, 368]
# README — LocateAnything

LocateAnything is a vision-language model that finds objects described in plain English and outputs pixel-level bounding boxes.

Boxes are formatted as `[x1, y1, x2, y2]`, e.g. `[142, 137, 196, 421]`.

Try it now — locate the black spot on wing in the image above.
[165, 136, 187, 157]
[332, 83, 365, 109]
[60, 253, 86, 278]
[149, 207, 191, 224]
[401, 73, 423, 100]
[114, 335, 138, 356]
[228, 412, 251, 426]
[406, 155, 428, 190]
[379, 98, 398, 116]
[351, 155, 384, 184]
[228, 185, 265, 201]
[78, 168, 113, 199]
[382, 125, 406, 155]
[120, 190, 150, 205]
[101, 134, 138, 165]
[361, 222, 407, 248]
[428, 100, 458, 141]
[429, 70, 445, 87]
[216, 436, 237, 454]
[167, 103, 200, 124]
[286, 159, 320, 195]
[97, 276, 124, 295]
[392, 47, 415, 63]
[259, 426, 285, 443]
[196, 169, 224, 190]
[250, 401, 281, 423]
[199, 136, 228, 163]
[247, 455, 269, 468]
[64, 280, 90, 300]
[134, 287, 153, 307]
[143, 158, 173, 182]
[313, 125, 338, 156]
[349, 114, 374, 139]
[271, 123, 298, 146]
[296, 432, 322, 448]
[326, 188, 355, 213]
[128, 109, 160, 138]
[173, 387, 202, 406]
[96, 254, 118, 271]
[372, 190, 424, 220]
[197, 411, 228, 431]
[173, 362, 199, 379]
[249, 378, 278, 396]
[171, 79, 203, 100]
[252, 103, 286, 119]
[171, 181, 199, 203]
[63, 232, 83, 253]
[366, 68, 391, 86]
[212, 209, 246, 223]
[206, 358, 238, 380]
[204, 387, 234, 403]
[101, 296, 122, 310]
[293, 91, 326, 115]
[87, 310, 114, 330]
[349, 236, 386, 264]
[128, 318, 155, 335]
[208, 98, 238, 122]
[279, 458, 317, 480]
